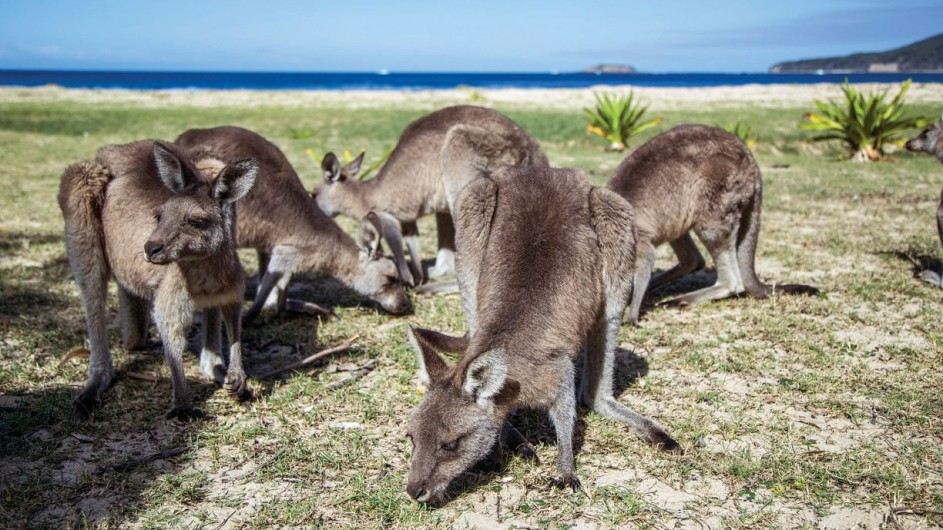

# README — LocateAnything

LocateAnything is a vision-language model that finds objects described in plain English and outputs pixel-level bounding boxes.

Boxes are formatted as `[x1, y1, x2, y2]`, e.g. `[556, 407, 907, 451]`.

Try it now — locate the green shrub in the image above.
[799, 79, 929, 162]
[584, 91, 662, 151]
[722, 121, 758, 148]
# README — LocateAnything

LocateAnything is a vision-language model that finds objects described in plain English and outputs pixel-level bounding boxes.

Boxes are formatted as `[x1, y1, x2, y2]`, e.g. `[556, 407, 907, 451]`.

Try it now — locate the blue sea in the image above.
[1, 70, 942, 90]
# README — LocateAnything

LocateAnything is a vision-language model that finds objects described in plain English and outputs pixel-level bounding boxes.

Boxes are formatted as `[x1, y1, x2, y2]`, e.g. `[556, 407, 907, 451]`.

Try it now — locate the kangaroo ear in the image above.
[357, 211, 384, 259]
[154, 142, 196, 193]
[407, 327, 451, 386]
[212, 158, 258, 204]
[321, 152, 343, 183]
[462, 348, 510, 409]
[343, 151, 365, 180]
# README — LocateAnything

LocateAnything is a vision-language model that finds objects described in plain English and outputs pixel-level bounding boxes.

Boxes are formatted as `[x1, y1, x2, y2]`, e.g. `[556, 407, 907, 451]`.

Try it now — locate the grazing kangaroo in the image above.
[58, 140, 257, 420]
[405, 167, 679, 506]
[905, 114, 943, 286]
[607, 124, 818, 324]
[314, 105, 548, 285]
[174, 126, 410, 320]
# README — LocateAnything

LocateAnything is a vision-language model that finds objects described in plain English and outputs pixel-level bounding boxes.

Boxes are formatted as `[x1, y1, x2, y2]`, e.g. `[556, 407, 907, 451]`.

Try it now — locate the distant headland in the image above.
[770, 33, 943, 74]
[582, 64, 637, 74]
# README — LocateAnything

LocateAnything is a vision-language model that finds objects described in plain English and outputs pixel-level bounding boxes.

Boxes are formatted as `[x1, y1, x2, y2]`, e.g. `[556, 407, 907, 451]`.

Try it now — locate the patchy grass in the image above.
[0, 87, 941, 529]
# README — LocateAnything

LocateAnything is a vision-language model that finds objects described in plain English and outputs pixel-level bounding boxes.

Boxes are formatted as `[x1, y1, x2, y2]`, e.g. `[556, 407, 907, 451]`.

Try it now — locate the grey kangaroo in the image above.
[405, 166, 679, 506]
[607, 124, 818, 324]
[905, 113, 943, 286]
[59, 141, 257, 420]
[314, 105, 548, 285]
[174, 126, 410, 320]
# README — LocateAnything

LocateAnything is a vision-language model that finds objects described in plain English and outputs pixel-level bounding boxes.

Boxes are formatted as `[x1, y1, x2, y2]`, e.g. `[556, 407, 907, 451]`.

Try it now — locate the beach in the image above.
[3, 81, 943, 110]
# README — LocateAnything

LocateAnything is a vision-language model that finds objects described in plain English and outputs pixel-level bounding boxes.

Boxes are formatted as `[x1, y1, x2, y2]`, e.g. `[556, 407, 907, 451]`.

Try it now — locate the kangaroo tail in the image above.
[58, 160, 113, 292]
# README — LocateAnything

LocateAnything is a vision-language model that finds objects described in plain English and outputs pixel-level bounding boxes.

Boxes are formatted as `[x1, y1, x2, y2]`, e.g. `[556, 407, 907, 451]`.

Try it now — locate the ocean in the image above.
[1, 70, 942, 91]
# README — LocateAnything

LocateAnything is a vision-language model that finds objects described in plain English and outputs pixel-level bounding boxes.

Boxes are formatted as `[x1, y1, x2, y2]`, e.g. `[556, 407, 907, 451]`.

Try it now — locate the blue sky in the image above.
[0, 0, 940, 72]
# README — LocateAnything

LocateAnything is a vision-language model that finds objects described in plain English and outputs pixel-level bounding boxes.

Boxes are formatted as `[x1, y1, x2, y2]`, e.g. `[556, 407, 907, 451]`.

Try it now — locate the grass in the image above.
[1, 87, 942, 528]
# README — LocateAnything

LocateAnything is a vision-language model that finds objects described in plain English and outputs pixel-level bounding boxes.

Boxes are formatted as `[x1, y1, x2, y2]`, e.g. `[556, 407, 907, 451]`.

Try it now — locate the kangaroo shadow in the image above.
[441, 346, 651, 502]
[887, 248, 943, 287]
[638, 268, 718, 318]
[0, 356, 212, 528]
[245, 271, 412, 318]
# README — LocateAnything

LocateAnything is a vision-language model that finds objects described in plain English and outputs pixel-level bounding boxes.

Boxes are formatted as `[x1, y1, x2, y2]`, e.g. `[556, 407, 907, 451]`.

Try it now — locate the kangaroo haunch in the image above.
[58, 141, 257, 420]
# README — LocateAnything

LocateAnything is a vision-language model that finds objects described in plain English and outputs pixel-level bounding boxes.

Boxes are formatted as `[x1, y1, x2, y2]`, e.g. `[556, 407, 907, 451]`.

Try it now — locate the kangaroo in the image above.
[607, 124, 818, 324]
[174, 126, 410, 320]
[905, 113, 943, 286]
[58, 140, 257, 420]
[313, 105, 548, 285]
[405, 166, 679, 506]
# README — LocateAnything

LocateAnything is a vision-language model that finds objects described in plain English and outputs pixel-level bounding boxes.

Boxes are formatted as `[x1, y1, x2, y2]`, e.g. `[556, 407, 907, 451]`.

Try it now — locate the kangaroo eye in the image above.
[154, 213, 161, 223]
[441, 439, 459, 451]
[188, 218, 207, 229]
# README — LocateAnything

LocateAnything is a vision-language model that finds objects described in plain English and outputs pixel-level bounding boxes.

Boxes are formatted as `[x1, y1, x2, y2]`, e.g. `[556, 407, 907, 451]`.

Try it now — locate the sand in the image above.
[2, 81, 942, 111]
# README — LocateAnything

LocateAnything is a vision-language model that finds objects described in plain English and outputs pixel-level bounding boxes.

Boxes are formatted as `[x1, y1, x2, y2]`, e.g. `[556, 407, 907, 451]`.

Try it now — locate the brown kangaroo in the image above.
[174, 126, 410, 320]
[313, 105, 548, 285]
[58, 140, 257, 420]
[905, 114, 943, 286]
[405, 166, 679, 506]
[607, 124, 818, 324]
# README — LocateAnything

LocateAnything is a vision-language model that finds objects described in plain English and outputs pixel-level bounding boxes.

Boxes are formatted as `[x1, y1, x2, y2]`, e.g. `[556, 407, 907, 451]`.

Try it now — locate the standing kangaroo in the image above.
[905, 114, 943, 286]
[174, 126, 410, 320]
[313, 105, 548, 285]
[58, 141, 257, 420]
[607, 124, 818, 324]
[405, 166, 679, 506]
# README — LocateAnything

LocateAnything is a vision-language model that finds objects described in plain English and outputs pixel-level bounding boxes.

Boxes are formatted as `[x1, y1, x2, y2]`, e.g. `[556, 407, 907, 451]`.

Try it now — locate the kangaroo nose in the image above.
[144, 241, 164, 260]
[406, 482, 426, 501]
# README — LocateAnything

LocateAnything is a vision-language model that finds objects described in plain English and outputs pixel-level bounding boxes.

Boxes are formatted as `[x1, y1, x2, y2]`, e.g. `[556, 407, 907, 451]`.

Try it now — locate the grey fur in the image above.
[607, 124, 818, 324]
[905, 117, 943, 287]
[313, 105, 548, 285]
[174, 126, 410, 319]
[58, 141, 257, 420]
[405, 167, 678, 506]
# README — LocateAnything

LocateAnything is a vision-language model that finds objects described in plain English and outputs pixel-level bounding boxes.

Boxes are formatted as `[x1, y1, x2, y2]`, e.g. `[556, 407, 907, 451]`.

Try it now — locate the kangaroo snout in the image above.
[905, 137, 922, 151]
[144, 240, 166, 263]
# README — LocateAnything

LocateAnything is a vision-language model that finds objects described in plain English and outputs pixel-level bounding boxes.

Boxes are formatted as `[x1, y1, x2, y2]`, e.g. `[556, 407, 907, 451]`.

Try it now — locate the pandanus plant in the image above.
[800, 79, 930, 162]
[584, 91, 662, 151]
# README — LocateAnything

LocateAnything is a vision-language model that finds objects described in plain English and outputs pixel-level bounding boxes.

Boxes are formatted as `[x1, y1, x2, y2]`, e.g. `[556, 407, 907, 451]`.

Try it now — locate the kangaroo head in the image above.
[144, 143, 258, 265]
[405, 328, 519, 505]
[311, 151, 366, 217]
[350, 212, 411, 314]
[905, 114, 943, 163]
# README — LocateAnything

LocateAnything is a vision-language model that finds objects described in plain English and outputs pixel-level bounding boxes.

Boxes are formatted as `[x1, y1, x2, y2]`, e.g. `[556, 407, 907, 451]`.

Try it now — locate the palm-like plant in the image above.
[722, 121, 758, 148]
[584, 91, 662, 151]
[800, 79, 929, 162]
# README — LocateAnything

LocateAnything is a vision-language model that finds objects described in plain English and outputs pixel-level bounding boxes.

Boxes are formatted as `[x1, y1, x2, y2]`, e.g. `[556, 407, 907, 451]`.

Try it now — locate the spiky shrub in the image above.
[722, 121, 758, 148]
[800, 79, 929, 162]
[584, 91, 662, 151]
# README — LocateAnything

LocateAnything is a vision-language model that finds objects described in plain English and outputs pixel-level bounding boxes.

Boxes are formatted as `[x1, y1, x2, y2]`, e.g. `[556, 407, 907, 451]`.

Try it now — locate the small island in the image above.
[583, 64, 637, 74]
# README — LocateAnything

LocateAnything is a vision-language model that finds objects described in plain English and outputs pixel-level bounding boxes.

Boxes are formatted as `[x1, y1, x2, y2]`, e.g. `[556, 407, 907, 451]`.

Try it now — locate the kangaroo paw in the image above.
[224, 373, 253, 402]
[648, 429, 683, 453]
[72, 393, 100, 421]
[166, 407, 205, 422]
[550, 474, 582, 492]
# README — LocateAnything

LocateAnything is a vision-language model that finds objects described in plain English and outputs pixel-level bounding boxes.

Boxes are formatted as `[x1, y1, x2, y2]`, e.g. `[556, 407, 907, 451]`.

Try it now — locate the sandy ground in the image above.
[2, 81, 943, 111]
